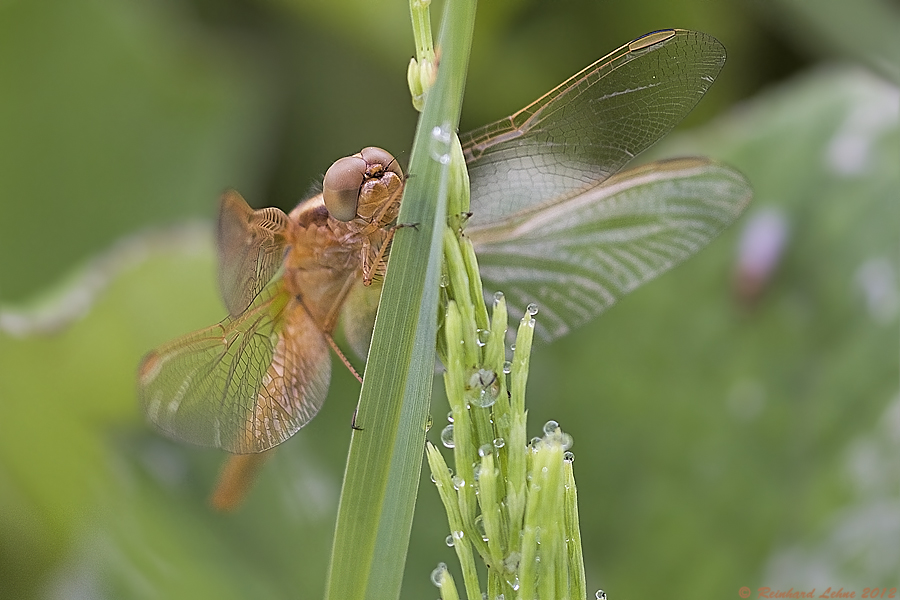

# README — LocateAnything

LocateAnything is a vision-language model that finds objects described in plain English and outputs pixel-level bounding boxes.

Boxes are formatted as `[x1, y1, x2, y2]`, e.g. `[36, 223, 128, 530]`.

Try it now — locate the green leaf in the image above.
[324, 1, 477, 598]
[0, 0, 272, 302]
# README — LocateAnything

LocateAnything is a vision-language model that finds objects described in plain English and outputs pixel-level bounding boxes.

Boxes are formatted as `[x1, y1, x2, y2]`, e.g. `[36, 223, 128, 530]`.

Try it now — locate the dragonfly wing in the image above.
[138, 285, 332, 453]
[218, 189, 292, 316]
[338, 278, 383, 360]
[462, 29, 726, 227]
[469, 158, 752, 342]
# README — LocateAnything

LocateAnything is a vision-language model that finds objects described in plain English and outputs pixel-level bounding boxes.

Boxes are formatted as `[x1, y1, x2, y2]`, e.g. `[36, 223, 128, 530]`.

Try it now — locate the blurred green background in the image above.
[1, 0, 897, 598]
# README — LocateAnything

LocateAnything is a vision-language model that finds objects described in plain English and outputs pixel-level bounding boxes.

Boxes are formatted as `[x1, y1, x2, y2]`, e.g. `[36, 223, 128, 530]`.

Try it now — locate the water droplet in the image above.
[473, 388, 498, 408]
[502, 360, 512, 374]
[493, 290, 505, 304]
[430, 123, 452, 164]
[564, 451, 575, 463]
[452, 529, 465, 541]
[441, 424, 455, 448]
[452, 474, 465, 490]
[439, 272, 449, 288]
[472, 462, 482, 480]
[493, 437, 505, 449]
[432, 123, 451, 143]
[481, 369, 497, 386]
[504, 551, 521, 572]
[430, 562, 447, 586]
[595, 590, 607, 600]
[543, 420, 559, 436]
[526, 302, 539, 316]
[478, 443, 493, 458]
[447, 411, 454, 423]
[530, 436, 542, 448]
[510, 344, 516, 352]
[430, 473, 437, 484]
[560, 432, 573, 451]
[445, 534, 454, 547]
[476, 328, 491, 347]
[474, 515, 487, 540]
[467, 368, 499, 408]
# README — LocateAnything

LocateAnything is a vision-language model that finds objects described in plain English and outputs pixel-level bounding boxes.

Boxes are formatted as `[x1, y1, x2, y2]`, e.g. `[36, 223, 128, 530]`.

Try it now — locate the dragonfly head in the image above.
[323, 147, 403, 223]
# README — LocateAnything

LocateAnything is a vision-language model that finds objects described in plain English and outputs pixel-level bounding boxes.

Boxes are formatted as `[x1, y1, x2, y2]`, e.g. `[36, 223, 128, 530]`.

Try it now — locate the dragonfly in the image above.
[138, 29, 751, 506]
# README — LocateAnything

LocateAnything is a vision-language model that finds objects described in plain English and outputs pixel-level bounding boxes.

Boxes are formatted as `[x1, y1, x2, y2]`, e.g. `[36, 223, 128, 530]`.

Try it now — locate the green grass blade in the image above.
[324, 1, 477, 599]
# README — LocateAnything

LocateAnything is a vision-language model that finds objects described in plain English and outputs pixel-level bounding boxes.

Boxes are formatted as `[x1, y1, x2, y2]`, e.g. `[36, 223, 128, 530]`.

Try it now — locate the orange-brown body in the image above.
[139, 148, 403, 509]
[282, 186, 400, 335]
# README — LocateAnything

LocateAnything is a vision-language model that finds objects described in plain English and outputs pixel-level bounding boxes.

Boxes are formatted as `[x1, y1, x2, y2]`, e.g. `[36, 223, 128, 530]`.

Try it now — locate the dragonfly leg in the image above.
[361, 231, 392, 286]
[324, 331, 364, 384]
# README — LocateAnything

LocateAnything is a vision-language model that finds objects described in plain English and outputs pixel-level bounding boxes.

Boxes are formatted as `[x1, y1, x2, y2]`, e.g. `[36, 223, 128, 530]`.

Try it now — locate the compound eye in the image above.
[323, 155, 367, 221]
[360, 146, 403, 178]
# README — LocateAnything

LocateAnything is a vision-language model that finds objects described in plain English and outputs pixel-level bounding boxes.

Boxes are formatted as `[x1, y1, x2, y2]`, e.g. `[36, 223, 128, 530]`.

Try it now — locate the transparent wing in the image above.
[461, 29, 726, 228]
[218, 190, 291, 317]
[469, 158, 752, 341]
[138, 285, 331, 453]
[338, 278, 383, 360]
